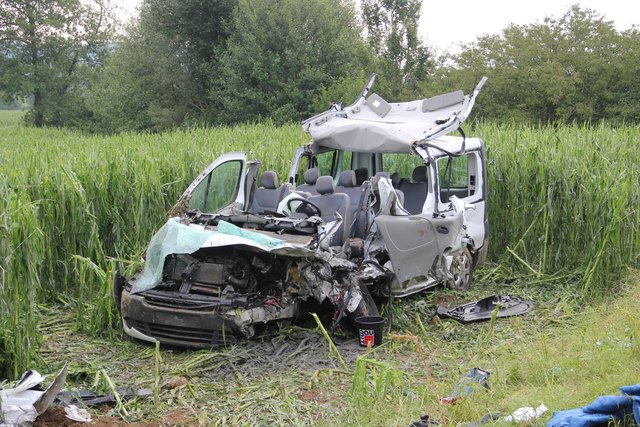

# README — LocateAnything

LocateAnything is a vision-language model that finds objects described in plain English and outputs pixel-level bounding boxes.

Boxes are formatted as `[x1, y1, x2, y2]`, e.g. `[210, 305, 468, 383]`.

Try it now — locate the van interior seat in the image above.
[296, 167, 319, 195]
[308, 176, 352, 245]
[398, 165, 428, 214]
[390, 172, 401, 188]
[250, 171, 291, 214]
[336, 170, 369, 238]
[336, 170, 361, 211]
[354, 167, 369, 186]
[375, 171, 405, 206]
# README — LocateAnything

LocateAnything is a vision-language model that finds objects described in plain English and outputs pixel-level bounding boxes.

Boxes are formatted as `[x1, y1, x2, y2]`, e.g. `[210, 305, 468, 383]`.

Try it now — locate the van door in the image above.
[375, 212, 464, 295]
[174, 152, 249, 215]
[434, 150, 487, 251]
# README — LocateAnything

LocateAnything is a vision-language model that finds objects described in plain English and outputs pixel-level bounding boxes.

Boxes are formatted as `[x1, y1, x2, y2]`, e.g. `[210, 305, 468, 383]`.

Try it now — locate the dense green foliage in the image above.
[431, 6, 640, 123]
[482, 122, 640, 293]
[361, 0, 431, 98]
[1, 111, 638, 377]
[0, 0, 114, 127]
[88, 0, 237, 132]
[3, 1, 639, 129]
[216, 0, 368, 124]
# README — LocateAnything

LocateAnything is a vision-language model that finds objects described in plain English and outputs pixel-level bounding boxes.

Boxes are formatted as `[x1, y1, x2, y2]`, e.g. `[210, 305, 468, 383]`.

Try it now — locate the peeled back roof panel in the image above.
[302, 76, 487, 154]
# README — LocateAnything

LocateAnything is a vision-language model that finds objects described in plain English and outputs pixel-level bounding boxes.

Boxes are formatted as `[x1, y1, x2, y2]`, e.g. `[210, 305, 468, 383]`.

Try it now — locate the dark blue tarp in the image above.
[547, 384, 640, 427]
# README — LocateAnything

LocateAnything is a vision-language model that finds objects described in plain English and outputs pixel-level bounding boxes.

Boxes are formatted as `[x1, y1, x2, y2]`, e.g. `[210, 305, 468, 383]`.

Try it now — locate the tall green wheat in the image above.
[0, 110, 638, 377]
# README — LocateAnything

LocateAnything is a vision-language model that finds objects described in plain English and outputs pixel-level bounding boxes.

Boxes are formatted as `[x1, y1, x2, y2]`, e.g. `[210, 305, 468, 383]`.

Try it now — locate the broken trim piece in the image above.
[435, 295, 534, 324]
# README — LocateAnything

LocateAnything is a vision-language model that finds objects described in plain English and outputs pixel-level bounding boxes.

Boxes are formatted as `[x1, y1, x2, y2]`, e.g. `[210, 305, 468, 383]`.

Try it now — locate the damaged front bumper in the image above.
[120, 286, 298, 349]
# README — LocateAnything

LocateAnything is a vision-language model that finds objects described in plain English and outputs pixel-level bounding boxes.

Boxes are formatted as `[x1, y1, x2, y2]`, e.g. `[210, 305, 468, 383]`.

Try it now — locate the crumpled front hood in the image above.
[131, 218, 314, 294]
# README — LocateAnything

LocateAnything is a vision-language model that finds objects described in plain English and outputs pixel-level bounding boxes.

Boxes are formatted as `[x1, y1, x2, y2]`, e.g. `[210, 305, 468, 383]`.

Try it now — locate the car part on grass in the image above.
[460, 412, 503, 427]
[435, 295, 534, 324]
[440, 367, 490, 405]
[0, 365, 67, 427]
[116, 74, 490, 349]
[55, 387, 152, 407]
[409, 413, 440, 427]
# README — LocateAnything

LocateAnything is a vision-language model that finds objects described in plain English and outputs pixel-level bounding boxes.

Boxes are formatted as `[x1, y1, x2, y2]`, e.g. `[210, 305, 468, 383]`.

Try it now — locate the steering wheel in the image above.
[286, 197, 322, 218]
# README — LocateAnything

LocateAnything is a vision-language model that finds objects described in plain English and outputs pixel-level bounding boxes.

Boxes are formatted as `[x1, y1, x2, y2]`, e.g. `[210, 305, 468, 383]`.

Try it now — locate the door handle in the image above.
[436, 226, 449, 234]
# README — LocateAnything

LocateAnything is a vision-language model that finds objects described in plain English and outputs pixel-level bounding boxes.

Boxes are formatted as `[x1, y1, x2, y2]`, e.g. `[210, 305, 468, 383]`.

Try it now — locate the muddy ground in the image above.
[26, 277, 559, 425]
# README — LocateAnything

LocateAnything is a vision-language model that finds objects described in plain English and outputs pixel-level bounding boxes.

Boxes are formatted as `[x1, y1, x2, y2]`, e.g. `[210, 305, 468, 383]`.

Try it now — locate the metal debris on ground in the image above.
[460, 412, 503, 427]
[409, 413, 439, 427]
[435, 295, 534, 324]
[0, 365, 68, 427]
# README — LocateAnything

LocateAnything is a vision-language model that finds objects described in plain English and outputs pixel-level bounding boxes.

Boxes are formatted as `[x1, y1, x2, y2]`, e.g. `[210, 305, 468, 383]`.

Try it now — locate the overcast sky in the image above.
[114, 0, 638, 53]
[421, 0, 638, 53]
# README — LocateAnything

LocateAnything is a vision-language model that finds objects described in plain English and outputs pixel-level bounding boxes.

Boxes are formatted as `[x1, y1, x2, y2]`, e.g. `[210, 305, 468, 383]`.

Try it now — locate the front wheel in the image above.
[447, 248, 474, 291]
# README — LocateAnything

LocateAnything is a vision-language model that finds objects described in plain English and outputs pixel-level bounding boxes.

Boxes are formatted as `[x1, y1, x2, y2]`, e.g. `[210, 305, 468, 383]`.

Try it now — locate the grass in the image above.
[32, 271, 640, 425]
[478, 121, 640, 295]
[1, 111, 639, 424]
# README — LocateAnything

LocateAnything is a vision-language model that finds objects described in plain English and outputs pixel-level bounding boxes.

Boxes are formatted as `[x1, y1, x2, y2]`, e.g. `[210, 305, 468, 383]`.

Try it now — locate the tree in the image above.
[608, 28, 640, 122]
[432, 5, 636, 123]
[361, 0, 432, 98]
[217, 0, 369, 124]
[87, 0, 237, 132]
[0, 0, 114, 127]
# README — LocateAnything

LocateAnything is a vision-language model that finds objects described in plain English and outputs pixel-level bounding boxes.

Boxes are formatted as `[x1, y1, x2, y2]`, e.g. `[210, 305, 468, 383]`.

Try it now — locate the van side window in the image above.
[437, 154, 470, 203]
[188, 160, 242, 212]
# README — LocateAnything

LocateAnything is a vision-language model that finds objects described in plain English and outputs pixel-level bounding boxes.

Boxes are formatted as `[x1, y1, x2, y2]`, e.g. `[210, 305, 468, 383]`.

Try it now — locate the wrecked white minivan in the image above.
[115, 75, 489, 348]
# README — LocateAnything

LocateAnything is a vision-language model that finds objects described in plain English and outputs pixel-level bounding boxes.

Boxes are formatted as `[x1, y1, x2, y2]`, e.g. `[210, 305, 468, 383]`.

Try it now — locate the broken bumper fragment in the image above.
[121, 286, 298, 349]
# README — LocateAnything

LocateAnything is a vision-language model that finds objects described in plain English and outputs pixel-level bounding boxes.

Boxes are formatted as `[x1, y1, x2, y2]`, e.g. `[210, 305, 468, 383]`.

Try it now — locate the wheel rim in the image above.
[449, 251, 472, 290]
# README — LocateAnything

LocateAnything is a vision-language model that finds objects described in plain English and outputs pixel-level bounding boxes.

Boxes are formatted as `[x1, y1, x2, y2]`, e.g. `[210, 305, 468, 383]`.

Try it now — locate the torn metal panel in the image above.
[0, 365, 68, 427]
[302, 75, 487, 154]
[374, 210, 464, 295]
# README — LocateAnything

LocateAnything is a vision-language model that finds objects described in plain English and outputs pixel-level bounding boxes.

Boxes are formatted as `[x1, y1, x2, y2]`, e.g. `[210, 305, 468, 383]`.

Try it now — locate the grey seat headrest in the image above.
[338, 170, 356, 187]
[390, 172, 400, 187]
[354, 168, 368, 185]
[316, 176, 335, 195]
[260, 171, 278, 189]
[412, 166, 428, 183]
[303, 167, 319, 185]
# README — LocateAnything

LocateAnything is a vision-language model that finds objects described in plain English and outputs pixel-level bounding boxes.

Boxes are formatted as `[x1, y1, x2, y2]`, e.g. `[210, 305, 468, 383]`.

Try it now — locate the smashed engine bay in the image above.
[119, 233, 383, 349]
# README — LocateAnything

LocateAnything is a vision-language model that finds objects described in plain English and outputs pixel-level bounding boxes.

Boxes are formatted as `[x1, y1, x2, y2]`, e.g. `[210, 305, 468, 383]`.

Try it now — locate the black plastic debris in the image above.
[435, 295, 534, 324]
[55, 386, 152, 407]
[460, 412, 503, 427]
[409, 413, 439, 427]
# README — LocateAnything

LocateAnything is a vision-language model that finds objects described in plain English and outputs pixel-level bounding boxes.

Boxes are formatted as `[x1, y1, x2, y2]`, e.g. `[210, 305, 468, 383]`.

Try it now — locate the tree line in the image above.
[1, 0, 638, 132]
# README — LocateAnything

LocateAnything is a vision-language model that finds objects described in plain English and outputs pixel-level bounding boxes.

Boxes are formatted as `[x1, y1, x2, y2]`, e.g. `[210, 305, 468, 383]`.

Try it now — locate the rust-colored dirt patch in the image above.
[33, 407, 196, 427]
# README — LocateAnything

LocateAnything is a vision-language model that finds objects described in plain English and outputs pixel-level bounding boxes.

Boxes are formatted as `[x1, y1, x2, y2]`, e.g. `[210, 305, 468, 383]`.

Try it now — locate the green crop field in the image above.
[1, 110, 639, 425]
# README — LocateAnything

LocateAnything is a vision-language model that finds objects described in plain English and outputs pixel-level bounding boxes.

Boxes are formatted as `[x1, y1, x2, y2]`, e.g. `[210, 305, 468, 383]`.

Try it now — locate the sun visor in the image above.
[422, 90, 465, 112]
